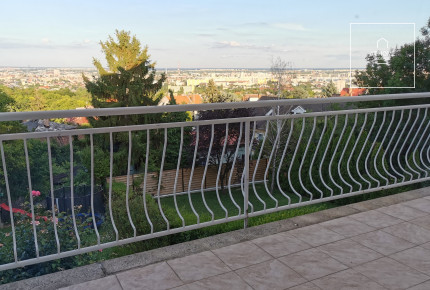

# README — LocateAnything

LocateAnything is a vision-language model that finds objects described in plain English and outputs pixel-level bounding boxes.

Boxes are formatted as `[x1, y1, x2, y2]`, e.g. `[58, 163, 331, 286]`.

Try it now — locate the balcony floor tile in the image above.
[116, 262, 183, 290]
[278, 248, 348, 280]
[167, 251, 230, 283]
[349, 209, 403, 228]
[382, 222, 430, 244]
[211, 241, 272, 270]
[312, 269, 387, 290]
[353, 257, 430, 290]
[251, 232, 312, 258]
[318, 239, 383, 267]
[235, 259, 306, 290]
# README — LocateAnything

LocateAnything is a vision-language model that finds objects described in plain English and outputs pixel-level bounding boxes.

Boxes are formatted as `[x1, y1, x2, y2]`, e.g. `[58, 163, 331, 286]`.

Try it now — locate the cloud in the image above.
[234, 22, 307, 31]
[272, 22, 307, 31]
[212, 40, 289, 53]
[0, 37, 96, 50]
[195, 33, 216, 37]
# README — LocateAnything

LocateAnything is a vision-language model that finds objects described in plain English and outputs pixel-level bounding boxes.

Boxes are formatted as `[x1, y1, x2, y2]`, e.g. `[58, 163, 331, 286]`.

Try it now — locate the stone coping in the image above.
[1, 188, 428, 290]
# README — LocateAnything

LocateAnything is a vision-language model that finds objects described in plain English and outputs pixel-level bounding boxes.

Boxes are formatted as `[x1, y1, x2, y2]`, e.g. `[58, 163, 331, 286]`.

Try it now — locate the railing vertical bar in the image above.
[288, 117, 306, 202]
[243, 121, 250, 228]
[47, 137, 61, 253]
[321, 115, 338, 196]
[143, 130, 153, 233]
[246, 121, 265, 211]
[188, 125, 201, 224]
[89, 134, 101, 245]
[228, 123, 246, 211]
[262, 120, 281, 206]
[338, 114, 357, 193]
[402, 109, 422, 180]
[328, 115, 347, 195]
[413, 109, 430, 176]
[0, 141, 17, 263]
[157, 128, 170, 229]
[241, 121, 260, 212]
[217, 124, 238, 215]
[310, 116, 327, 199]
[379, 111, 398, 184]
[173, 127, 185, 227]
[69, 136, 81, 249]
[297, 117, 316, 200]
[390, 110, 411, 182]
[125, 131, 137, 236]
[365, 112, 385, 188]
[23, 139, 40, 257]
[355, 112, 376, 189]
[276, 119, 294, 203]
[108, 132, 118, 241]
[200, 125, 215, 221]
[347, 113, 369, 191]
[214, 124, 231, 218]
[254, 121, 277, 208]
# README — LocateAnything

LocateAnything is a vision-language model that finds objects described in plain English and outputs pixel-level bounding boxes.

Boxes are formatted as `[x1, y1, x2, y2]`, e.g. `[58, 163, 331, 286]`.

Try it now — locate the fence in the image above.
[107, 159, 268, 196]
[1, 92, 430, 271]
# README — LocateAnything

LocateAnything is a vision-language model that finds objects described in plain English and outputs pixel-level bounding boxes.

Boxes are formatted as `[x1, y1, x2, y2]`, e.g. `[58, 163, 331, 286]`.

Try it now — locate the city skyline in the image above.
[1, 0, 429, 68]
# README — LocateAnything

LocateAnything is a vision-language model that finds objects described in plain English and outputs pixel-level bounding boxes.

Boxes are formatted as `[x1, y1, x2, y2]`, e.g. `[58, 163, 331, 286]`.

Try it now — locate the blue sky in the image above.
[0, 0, 429, 68]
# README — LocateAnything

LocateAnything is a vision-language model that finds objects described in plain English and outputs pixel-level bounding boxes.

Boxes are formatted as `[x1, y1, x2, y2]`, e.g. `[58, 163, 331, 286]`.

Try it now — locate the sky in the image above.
[0, 0, 429, 69]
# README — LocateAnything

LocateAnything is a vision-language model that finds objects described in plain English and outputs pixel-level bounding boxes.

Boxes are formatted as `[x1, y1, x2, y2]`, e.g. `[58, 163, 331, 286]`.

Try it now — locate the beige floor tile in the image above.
[349, 209, 403, 228]
[420, 241, 430, 251]
[167, 251, 230, 283]
[390, 246, 430, 275]
[318, 239, 383, 267]
[278, 248, 348, 280]
[354, 257, 429, 290]
[377, 204, 428, 221]
[212, 241, 272, 270]
[289, 224, 345, 247]
[407, 280, 430, 290]
[116, 261, 183, 290]
[382, 222, 430, 244]
[235, 259, 306, 290]
[288, 282, 321, 290]
[410, 215, 430, 231]
[312, 269, 387, 290]
[59, 276, 121, 290]
[403, 198, 430, 213]
[319, 217, 376, 237]
[172, 272, 252, 290]
[351, 230, 415, 255]
[252, 232, 312, 258]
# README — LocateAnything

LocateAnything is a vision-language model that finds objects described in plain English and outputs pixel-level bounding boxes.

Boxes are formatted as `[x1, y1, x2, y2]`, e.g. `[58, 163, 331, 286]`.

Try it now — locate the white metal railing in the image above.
[0, 92, 430, 271]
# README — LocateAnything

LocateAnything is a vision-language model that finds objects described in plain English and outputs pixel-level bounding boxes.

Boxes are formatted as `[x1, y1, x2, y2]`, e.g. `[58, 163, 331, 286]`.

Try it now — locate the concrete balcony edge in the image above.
[1, 188, 428, 290]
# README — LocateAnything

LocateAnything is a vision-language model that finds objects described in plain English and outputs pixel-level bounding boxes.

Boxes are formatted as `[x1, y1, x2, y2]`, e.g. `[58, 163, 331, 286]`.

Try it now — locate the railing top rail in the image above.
[1, 102, 430, 142]
[0, 92, 429, 122]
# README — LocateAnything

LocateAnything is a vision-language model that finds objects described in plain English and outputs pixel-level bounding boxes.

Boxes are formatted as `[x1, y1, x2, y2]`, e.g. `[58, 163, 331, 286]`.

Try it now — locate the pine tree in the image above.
[83, 29, 166, 127]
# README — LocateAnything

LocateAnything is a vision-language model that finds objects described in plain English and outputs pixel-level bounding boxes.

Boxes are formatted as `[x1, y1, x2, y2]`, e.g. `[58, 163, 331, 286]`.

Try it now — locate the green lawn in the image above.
[159, 183, 335, 226]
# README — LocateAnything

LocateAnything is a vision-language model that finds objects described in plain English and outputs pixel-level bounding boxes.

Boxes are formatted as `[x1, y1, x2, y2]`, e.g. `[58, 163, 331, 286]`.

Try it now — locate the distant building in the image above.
[158, 94, 203, 106]
[340, 88, 366, 96]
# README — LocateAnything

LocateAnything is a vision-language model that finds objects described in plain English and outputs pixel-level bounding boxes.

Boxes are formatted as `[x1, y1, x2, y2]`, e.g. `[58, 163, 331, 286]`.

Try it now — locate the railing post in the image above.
[244, 121, 250, 229]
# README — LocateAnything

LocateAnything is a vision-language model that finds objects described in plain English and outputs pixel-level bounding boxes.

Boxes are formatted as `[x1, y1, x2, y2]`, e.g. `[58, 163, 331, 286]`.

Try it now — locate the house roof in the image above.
[340, 88, 366, 96]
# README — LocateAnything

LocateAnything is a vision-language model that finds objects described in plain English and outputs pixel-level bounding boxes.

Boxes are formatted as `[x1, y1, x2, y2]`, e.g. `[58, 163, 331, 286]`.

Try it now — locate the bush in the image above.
[0, 201, 102, 284]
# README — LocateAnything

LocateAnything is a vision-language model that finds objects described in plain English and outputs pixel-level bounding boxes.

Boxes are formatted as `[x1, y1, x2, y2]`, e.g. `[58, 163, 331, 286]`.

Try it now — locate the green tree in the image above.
[322, 81, 338, 98]
[0, 87, 26, 134]
[355, 17, 430, 95]
[83, 29, 166, 127]
[197, 83, 253, 190]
